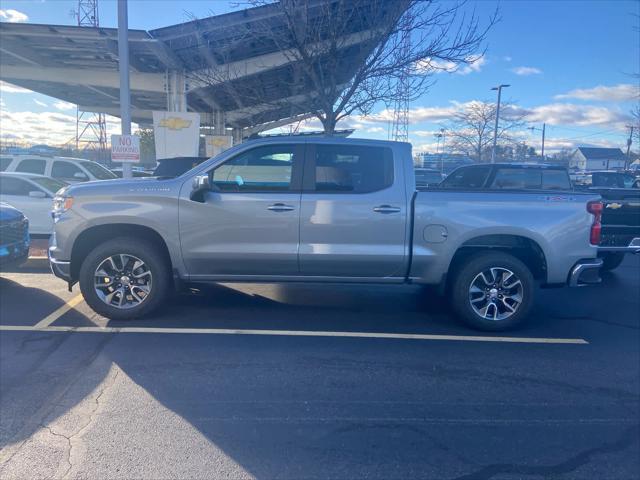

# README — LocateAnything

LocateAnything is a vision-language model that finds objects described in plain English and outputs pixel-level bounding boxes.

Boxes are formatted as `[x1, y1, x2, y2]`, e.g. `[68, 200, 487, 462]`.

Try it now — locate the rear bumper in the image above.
[568, 258, 603, 287]
[598, 237, 640, 254]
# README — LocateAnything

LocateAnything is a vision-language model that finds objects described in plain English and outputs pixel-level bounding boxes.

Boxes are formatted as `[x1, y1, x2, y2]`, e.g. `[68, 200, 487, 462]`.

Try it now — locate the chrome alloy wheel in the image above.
[94, 254, 152, 309]
[468, 267, 523, 321]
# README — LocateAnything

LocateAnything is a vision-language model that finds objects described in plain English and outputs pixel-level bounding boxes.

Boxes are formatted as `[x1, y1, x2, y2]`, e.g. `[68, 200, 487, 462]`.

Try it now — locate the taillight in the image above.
[587, 201, 603, 245]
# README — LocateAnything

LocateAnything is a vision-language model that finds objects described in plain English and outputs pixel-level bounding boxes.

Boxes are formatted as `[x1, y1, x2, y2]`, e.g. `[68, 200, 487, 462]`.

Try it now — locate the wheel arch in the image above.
[448, 234, 548, 284]
[70, 223, 173, 281]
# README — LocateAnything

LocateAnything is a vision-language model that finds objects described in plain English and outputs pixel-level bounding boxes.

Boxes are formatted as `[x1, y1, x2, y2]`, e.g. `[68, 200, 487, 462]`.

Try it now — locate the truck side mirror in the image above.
[190, 174, 218, 202]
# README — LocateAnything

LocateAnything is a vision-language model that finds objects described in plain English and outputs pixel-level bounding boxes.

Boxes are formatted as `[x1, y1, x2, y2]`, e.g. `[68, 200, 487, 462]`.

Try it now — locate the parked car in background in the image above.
[0, 202, 29, 268]
[0, 173, 67, 236]
[153, 156, 209, 178]
[439, 163, 573, 191]
[111, 168, 153, 178]
[0, 154, 117, 183]
[572, 171, 639, 189]
[49, 138, 603, 331]
[414, 168, 445, 188]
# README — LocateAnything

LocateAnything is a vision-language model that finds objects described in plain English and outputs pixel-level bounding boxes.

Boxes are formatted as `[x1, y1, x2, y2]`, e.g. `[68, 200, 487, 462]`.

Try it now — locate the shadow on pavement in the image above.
[0, 256, 638, 478]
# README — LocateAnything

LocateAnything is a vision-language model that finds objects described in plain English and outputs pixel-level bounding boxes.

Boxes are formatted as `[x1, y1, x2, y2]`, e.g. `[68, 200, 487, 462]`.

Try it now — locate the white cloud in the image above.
[418, 55, 486, 75]
[53, 101, 75, 111]
[0, 109, 124, 146]
[503, 56, 512, 62]
[0, 9, 28, 23]
[511, 66, 542, 76]
[516, 103, 631, 130]
[555, 84, 639, 102]
[33, 99, 48, 107]
[0, 81, 32, 94]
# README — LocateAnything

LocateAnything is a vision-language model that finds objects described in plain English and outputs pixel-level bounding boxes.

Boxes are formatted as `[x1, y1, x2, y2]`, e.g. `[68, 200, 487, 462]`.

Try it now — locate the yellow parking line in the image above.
[33, 294, 85, 329]
[1, 324, 589, 345]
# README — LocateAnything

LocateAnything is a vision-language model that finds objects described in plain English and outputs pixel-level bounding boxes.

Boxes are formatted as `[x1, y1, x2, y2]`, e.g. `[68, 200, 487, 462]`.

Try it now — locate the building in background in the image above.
[570, 147, 627, 171]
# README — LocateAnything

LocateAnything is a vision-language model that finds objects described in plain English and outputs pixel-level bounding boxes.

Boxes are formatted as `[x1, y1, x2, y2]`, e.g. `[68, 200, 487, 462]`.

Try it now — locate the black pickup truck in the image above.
[574, 172, 640, 270]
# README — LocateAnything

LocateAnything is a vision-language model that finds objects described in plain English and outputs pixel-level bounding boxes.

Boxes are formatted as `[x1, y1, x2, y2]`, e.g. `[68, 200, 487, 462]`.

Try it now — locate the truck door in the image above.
[179, 143, 304, 277]
[298, 143, 408, 278]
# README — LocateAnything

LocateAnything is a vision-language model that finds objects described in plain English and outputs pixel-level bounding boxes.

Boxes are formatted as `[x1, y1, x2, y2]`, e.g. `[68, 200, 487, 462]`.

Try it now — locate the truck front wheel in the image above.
[79, 237, 170, 320]
[450, 252, 535, 331]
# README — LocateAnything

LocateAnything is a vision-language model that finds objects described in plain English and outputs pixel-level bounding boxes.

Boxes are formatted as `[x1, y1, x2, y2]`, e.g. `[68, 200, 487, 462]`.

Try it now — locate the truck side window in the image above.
[15, 159, 46, 175]
[312, 145, 393, 193]
[542, 170, 571, 190]
[212, 145, 296, 192]
[440, 165, 490, 189]
[490, 169, 542, 189]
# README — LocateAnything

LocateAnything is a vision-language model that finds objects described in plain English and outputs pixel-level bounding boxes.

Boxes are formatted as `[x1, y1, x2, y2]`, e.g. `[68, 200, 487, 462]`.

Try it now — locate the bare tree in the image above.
[447, 101, 525, 162]
[189, 0, 496, 135]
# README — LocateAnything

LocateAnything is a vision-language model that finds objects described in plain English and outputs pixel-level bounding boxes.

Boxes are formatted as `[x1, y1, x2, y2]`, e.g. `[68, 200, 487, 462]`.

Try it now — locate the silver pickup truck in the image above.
[49, 137, 603, 330]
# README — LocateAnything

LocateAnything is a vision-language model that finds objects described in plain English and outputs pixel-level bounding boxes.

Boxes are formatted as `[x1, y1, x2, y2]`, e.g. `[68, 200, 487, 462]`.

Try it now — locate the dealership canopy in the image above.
[0, 0, 388, 137]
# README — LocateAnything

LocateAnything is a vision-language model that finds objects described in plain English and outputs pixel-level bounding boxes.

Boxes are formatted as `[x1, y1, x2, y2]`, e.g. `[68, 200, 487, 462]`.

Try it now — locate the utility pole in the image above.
[528, 122, 546, 162]
[626, 125, 634, 170]
[490, 84, 510, 163]
[117, 0, 132, 179]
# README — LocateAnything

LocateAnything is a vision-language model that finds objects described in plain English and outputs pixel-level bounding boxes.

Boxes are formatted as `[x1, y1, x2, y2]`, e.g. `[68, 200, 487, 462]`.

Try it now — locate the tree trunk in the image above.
[320, 114, 337, 135]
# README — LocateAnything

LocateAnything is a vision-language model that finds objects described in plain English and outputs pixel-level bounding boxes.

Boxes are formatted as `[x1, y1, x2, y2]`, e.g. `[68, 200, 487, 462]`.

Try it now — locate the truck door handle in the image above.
[267, 203, 295, 212]
[373, 205, 401, 214]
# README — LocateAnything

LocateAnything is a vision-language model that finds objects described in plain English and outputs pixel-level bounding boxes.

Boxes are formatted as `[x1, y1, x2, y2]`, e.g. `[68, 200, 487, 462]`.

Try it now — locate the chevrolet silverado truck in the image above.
[573, 171, 640, 271]
[49, 138, 603, 331]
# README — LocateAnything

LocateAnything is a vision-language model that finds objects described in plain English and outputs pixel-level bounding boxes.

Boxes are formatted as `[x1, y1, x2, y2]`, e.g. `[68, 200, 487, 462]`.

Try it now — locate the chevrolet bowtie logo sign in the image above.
[606, 203, 623, 209]
[158, 117, 192, 130]
[208, 137, 229, 147]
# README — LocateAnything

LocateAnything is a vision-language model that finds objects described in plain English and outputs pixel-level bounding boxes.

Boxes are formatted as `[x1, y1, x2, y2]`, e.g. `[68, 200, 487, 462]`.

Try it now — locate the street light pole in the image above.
[117, 0, 132, 179]
[439, 128, 446, 174]
[490, 84, 510, 164]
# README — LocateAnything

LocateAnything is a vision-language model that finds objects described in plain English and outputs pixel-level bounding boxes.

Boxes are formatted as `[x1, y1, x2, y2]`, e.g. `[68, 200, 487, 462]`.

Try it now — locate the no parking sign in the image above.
[111, 134, 140, 163]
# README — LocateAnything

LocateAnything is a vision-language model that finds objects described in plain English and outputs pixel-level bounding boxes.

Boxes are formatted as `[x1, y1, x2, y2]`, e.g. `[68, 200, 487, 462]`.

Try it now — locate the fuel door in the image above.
[423, 224, 448, 244]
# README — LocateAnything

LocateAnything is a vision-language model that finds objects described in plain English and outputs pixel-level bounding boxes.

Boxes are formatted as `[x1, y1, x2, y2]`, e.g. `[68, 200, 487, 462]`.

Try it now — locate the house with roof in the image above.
[570, 147, 627, 171]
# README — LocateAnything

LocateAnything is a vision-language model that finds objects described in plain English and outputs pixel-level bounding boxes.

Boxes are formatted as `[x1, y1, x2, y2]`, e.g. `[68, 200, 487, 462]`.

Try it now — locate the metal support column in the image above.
[166, 69, 187, 112]
[117, 0, 132, 179]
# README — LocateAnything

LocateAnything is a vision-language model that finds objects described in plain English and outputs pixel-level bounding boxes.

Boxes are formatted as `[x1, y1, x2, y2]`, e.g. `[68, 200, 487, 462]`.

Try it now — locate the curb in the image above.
[23, 256, 50, 270]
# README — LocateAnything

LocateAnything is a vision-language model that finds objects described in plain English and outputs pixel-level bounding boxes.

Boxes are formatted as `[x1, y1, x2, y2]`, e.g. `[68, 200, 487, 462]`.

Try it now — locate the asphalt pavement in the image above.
[0, 255, 638, 479]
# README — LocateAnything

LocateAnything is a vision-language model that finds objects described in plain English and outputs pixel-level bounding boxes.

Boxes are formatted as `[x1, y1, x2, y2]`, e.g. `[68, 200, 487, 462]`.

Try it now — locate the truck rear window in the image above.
[490, 168, 571, 190]
[440, 165, 491, 189]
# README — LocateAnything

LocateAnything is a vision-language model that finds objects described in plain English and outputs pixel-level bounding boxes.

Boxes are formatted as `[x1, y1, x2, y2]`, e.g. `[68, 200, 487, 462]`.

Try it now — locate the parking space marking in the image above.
[0, 325, 588, 344]
[33, 294, 85, 329]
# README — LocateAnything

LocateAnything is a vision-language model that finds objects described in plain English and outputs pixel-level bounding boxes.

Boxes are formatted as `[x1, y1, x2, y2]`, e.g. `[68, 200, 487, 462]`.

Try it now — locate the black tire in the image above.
[79, 237, 170, 320]
[599, 252, 625, 272]
[450, 252, 535, 331]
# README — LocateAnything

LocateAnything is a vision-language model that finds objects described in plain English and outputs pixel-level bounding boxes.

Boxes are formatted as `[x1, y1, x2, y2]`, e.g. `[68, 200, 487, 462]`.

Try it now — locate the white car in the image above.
[0, 172, 68, 235]
[0, 154, 117, 183]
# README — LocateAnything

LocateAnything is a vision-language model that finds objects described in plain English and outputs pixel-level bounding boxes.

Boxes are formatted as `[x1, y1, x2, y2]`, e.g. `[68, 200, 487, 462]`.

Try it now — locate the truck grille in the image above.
[0, 218, 29, 246]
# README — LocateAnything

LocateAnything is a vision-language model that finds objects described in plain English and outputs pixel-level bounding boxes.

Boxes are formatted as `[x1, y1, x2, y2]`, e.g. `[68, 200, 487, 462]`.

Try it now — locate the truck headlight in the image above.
[52, 194, 74, 217]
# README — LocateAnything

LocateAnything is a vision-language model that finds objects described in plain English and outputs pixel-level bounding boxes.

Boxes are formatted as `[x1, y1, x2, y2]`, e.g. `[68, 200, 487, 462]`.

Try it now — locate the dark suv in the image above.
[439, 163, 572, 191]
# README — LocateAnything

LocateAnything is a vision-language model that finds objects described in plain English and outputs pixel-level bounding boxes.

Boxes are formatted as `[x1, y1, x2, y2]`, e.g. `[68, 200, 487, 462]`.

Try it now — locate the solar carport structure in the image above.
[0, 0, 387, 140]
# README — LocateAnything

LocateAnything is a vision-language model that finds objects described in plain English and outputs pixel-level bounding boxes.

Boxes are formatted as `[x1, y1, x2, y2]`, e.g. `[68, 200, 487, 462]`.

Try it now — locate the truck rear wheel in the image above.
[450, 252, 535, 331]
[79, 237, 170, 320]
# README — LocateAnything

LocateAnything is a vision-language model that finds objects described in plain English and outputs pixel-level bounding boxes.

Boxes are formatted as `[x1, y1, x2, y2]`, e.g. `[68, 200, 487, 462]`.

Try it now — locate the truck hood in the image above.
[64, 177, 177, 197]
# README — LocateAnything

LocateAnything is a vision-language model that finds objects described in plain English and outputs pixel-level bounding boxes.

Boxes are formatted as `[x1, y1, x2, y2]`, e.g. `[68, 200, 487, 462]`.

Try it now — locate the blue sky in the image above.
[1, 0, 639, 153]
